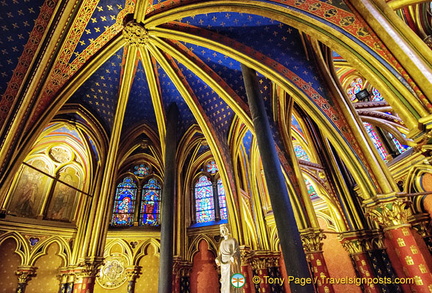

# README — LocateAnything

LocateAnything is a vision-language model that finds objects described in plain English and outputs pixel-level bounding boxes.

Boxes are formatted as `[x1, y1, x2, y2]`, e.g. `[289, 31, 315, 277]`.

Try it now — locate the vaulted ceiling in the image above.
[0, 0, 429, 152]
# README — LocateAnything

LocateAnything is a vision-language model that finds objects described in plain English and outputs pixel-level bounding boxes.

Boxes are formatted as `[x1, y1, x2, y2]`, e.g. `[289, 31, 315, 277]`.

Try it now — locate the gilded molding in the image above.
[366, 199, 411, 229]
[250, 251, 280, 270]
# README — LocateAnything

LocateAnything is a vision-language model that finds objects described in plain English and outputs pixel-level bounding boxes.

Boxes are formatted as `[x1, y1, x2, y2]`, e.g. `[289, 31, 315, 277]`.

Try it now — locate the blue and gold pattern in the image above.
[68, 49, 124, 133]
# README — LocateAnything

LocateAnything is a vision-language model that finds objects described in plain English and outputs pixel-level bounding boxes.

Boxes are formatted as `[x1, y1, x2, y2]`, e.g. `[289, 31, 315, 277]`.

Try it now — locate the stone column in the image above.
[158, 103, 179, 293]
[367, 198, 432, 291]
[266, 255, 284, 293]
[242, 64, 312, 293]
[340, 233, 380, 293]
[300, 229, 334, 293]
[15, 266, 36, 293]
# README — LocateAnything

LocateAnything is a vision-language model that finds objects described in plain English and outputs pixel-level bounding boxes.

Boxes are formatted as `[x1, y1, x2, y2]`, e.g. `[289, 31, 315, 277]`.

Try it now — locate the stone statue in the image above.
[215, 224, 241, 292]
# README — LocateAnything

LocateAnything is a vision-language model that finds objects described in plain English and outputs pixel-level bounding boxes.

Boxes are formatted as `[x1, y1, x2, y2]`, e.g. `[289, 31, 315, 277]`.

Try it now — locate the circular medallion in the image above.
[97, 256, 128, 289]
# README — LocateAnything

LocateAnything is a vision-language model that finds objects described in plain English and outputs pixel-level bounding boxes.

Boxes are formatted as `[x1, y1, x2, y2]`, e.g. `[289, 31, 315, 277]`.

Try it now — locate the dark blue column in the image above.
[158, 103, 179, 293]
[241, 65, 313, 292]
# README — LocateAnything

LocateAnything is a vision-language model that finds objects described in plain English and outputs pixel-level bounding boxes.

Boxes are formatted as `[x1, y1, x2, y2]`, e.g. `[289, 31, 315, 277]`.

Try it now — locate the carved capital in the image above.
[126, 266, 141, 282]
[340, 238, 364, 255]
[123, 22, 148, 46]
[251, 258, 268, 270]
[74, 257, 104, 282]
[362, 232, 386, 251]
[173, 257, 192, 277]
[366, 199, 411, 229]
[16, 266, 37, 284]
[239, 245, 253, 266]
[300, 229, 325, 253]
[409, 213, 432, 238]
[250, 251, 280, 270]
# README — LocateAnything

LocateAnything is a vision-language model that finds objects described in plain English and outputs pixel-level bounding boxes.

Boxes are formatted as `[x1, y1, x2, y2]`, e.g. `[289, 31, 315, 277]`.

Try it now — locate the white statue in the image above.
[215, 224, 241, 292]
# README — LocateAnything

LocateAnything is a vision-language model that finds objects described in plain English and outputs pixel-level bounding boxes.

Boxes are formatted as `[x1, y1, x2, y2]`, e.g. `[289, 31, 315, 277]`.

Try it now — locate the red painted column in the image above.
[240, 246, 254, 293]
[367, 198, 432, 292]
[73, 277, 95, 293]
[72, 260, 102, 293]
[301, 229, 334, 293]
[251, 257, 271, 293]
[385, 226, 432, 291]
[340, 235, 380, 293]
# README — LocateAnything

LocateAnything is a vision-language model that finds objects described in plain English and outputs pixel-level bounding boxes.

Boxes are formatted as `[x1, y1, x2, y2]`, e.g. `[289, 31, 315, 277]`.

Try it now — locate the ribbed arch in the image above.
[144, 0, 429, 122]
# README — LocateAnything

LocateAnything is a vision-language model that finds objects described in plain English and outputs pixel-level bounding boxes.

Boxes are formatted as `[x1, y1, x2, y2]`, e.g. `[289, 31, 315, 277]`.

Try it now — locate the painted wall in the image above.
[0, 238, 20, 293]
[26, 243, 64, 293]
[319, 218, 360, 293]
[190, 240, 219, 293]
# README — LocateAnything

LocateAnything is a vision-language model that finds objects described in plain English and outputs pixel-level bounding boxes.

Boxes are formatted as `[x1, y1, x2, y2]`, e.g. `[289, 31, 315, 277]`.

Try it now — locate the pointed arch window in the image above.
[111, 177, 137, 226]
[140, 178, 161, 226]
[195, 175, 215, 223]
[111, 163, 162, 227]
[193, 160, 228, 225]
[294, 144, 310, 161]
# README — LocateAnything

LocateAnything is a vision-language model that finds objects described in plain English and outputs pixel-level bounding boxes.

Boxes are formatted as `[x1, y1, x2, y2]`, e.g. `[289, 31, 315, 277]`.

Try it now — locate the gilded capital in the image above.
[74, 258, 104, 282]
[123, 22, 148, 46]
[340, 238, 364, 255]
[16, 266, 37, 283]
[366, 199, 411, 229]
[300, 229, 325, 253]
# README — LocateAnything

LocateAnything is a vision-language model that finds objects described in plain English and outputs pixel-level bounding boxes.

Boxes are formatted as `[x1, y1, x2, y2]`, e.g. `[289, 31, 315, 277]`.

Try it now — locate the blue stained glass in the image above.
[134, 164, 150, 177]
[363, 123, 389, 162]
[291, 115, 304, 135]
[388, 132, 409, 154]
[347, 77, 363, 101]
[195, 176, 213, 198]
[140, 178, 161, 226]
[294, 145, 310, 161]
[206, 160, 218, 174]
[217, 178, 228, 220]
[111, 177, 137, 226]
[195, 175, 215, 223]
[371, 88, 384, 101]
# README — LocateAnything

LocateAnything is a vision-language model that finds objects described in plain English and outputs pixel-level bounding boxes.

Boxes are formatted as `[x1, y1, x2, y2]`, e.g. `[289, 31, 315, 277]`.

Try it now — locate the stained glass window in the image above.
[388, 132, 409, 155]
[305, 178, 318, 199]
[206, 160, 218, 174]
[347, 78, 363, 101]
[217, 178, 228, 220]
[291, 115, 304, 135]
[140, 178, 161, 226]
[134, 164, 150, 177]
[294, 144, 310, 161]
[371, 88, 384, 102]
[195, 175, 215, 223]
[363, 122, 389, 162]
[111, 177, 137, 226]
